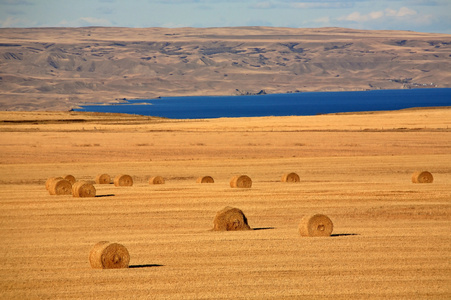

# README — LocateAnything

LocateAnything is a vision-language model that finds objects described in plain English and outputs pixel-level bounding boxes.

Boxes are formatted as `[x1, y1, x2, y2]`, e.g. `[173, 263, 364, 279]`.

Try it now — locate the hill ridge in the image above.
[0, 26, 450, 111]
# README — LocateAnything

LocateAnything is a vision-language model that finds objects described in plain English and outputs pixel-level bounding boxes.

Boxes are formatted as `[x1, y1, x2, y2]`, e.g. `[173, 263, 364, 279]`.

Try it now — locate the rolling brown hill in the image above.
[0, 26, 450, 111]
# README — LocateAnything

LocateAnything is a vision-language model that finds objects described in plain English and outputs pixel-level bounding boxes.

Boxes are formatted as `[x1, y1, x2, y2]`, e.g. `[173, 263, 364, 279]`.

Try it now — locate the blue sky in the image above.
[0, 0, 450, 34]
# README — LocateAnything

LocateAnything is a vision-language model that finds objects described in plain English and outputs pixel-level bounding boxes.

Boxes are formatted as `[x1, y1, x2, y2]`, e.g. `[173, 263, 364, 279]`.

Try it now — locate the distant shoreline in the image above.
[94, 86, 446, 105]
[74, 88, 451, 119]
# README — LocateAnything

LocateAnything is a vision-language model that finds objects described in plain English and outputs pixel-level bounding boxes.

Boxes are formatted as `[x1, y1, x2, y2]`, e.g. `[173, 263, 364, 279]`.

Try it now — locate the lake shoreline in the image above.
[74, 88, 451, 119]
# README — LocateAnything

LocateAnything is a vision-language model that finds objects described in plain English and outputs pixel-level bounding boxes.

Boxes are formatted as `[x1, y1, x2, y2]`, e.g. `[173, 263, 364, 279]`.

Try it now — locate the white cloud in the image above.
[0, 15, 35, 27]
[333, 6, 445, 32]
[339, 11, 384, 22]
[369, 11, 384, 20]
[313, 16, 330, 24]
[79, 17, 112, 26]
[340, 11, 363, 22]
[0, 16, 18, 27]
[387, 6, 417, 17]
[339, 7, 418, 23]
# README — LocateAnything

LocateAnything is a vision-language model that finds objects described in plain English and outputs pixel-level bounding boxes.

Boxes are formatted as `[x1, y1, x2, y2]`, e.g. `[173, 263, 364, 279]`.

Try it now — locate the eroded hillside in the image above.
[0, 27, 450, 111]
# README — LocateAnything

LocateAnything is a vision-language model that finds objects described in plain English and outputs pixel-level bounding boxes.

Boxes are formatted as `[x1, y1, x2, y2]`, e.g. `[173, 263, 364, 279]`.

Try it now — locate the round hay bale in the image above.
[412, 171, 433, 183]
[230, 175, 252, 188]
[72, 181, 96, 197]
[89, 241, 130, 269]
[48, 179, 72, 195]
[299, 214, 333, 237]
[281, 172, 300, 183]
[213, 206, 251, 231]
[45, 177, 63, 190]
[64, 175, 76, 185]
[149, 176, 165, 185]
[95, 174, 111, 184]
[196, 176, 214, 183]
[114, 174, 133, 187]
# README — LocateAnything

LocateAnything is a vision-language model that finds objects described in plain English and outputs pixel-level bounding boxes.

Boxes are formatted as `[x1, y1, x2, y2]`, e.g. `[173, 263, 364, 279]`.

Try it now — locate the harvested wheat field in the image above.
[0, 108, 450, 299]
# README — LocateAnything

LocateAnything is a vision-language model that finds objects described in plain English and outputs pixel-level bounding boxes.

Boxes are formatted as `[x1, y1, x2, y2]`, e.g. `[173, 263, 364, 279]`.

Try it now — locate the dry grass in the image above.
[0, 109, 450, 299]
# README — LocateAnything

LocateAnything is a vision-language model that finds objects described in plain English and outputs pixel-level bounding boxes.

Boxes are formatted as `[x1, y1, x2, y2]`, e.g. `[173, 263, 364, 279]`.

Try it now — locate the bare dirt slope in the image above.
[1, 26, 450, 111]
[0, 108, 450, 299]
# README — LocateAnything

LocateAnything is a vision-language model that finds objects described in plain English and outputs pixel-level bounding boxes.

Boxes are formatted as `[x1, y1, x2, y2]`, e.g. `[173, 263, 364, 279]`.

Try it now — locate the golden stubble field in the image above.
[0, 108, 450, 299]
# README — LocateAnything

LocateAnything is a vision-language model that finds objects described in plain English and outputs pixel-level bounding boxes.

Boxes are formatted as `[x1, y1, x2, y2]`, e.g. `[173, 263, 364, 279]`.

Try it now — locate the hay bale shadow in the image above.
[331, 233, 359, 237]
[252, 227, 275, 231]
[129, 264, 164, 269]
[95, 194, 115, 198]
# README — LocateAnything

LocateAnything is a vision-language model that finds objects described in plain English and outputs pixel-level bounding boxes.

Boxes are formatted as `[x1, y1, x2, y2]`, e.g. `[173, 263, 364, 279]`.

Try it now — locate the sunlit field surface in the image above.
[0, 108, 450, 299]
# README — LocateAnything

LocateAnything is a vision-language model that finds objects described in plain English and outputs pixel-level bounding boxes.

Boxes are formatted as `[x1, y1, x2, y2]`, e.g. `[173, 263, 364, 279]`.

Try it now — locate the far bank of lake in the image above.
[74, 88, 451, 119]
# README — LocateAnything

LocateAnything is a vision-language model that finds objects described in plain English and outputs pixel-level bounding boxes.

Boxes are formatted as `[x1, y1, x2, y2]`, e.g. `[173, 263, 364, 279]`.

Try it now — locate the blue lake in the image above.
[74, 88, 451, 119]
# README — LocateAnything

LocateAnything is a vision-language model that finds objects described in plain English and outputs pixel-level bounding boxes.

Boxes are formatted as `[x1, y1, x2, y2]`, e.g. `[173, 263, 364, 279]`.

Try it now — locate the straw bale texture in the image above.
[95, 174, 111, 184]
[114, 174, 133, 186]
[89, 241, 130, 269]
[212, 206, 251, 231]
[196, 176, 214, 183]
[63, 175, 76, 185]
[412, 171, 434, 183]
[230, 175, 252, 188]
[72, 181, 96, 197]
[281, 172, 300, 183]
[149, 176, 165, 184]
[48, 179, 72, 195]
[299, 214, 333, 237]
[45, 177, 63, 190]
